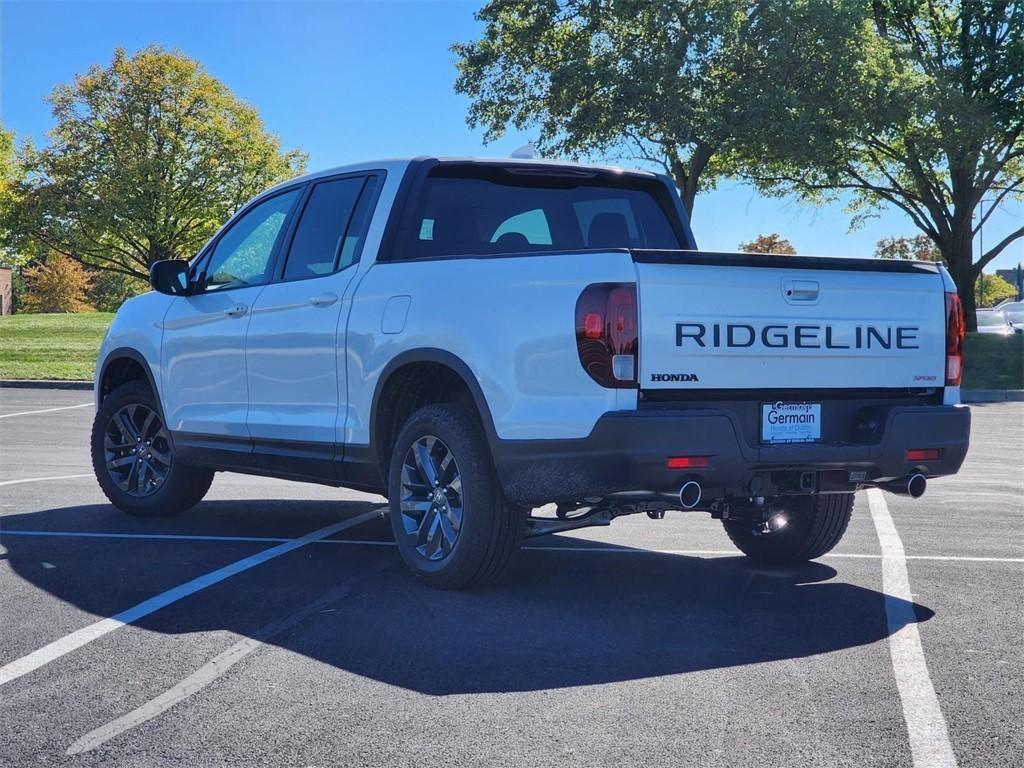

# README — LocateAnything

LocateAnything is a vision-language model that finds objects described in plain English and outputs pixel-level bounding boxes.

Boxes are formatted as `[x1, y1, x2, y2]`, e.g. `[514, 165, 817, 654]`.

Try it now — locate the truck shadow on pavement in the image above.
[1, 499, 933, 695]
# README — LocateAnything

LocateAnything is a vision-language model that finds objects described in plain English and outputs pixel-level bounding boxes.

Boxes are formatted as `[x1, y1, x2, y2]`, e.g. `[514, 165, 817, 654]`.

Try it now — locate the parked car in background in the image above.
[994, 299, 1024, 330]
[976, 307, 1018, 335]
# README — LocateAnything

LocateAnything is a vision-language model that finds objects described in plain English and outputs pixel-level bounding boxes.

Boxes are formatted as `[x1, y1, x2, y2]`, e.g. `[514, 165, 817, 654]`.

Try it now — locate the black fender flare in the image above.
[369, 347, 501, 458]
[95, 348, 174, 450]
[97, 348, 161, 402]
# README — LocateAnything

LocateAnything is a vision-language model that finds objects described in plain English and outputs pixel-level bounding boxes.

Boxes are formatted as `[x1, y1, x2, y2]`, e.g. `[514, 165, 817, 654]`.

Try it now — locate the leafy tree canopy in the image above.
[976, 272, 1017, 307]
[874, 234, 942, 261]
[0, 123, 18, 203]
[750, 1, 1023, 329]
[739, 233, 797, 255]
[16, 46, 308, 281]
[0, 122, 29, 267]
[454, 0, 863, 217]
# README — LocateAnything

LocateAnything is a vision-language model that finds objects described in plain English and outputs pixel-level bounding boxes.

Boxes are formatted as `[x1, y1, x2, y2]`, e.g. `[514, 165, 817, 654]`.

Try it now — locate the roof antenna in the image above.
[510, 142, 539, 159]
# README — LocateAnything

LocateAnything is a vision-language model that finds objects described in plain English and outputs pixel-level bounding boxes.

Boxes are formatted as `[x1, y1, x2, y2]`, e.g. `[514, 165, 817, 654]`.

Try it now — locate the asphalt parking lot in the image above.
[0, 387, 1021, 767]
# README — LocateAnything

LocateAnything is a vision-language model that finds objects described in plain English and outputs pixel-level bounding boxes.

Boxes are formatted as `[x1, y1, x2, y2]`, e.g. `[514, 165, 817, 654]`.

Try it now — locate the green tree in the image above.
[0, 122, 40, 311]
[0, 123, 16, 226]
[739, 234, 796, 255]
[874, 235, 942, 262]
[453, 0, 864, 218]
[0, 122, 28, 266]
[751, 2, 1024, 330]
[16, 46, 307, 281]
[976, 272, 1017, 308]
[89, 270, 147, 313]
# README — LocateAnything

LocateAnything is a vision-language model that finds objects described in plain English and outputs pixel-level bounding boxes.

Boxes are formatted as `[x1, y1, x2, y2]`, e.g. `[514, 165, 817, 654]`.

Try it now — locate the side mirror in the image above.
[150, 259, 190, 295]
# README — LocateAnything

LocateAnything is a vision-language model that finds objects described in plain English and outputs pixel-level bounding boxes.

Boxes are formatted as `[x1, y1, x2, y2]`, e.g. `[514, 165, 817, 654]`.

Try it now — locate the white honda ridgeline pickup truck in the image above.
[92, 157, 971, 588]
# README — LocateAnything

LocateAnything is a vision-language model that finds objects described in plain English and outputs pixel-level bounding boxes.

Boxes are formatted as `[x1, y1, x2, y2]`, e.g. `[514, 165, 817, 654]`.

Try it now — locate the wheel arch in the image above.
[369, 348, 500, 482]
[97, 348, 166, 426]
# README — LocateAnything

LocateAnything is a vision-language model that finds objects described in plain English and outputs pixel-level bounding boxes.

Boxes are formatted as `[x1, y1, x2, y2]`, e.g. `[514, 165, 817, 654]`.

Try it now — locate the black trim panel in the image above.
[375, 157, 434, 263]
[491, 404, 970, 505]
[640, 387, 941, 404]
[370, 246, 631, 265]
[171, 431, 386, 493]
[631, 249, 941, 273]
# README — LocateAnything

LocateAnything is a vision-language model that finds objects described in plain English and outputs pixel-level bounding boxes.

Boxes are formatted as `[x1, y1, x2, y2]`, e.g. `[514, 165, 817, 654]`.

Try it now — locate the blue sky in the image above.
[3, 0, 1022, 270]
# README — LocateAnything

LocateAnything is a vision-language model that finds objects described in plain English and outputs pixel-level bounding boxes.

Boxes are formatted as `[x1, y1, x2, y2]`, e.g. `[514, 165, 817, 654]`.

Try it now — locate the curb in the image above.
[0, 379, 93, 391]
[961, 389, 1024, 403]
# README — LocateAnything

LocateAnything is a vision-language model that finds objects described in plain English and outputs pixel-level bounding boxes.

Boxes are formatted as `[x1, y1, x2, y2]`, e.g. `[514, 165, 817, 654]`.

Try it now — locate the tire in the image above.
[91, 381, 213, 517]
[722, 493, 854, 565]
[387, 403, 524, 589]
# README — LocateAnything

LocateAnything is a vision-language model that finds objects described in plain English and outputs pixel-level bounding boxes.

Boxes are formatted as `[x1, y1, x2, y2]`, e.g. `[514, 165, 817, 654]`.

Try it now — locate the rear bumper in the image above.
[493, 404, 971, 505]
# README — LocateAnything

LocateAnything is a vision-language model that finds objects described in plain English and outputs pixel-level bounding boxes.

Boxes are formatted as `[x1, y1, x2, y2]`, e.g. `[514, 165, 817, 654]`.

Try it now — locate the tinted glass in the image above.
[283, 177, 367, 280]
[407, 172, 680, 259]
[197, 189, 300, 292]
[490, 208, 552, 246]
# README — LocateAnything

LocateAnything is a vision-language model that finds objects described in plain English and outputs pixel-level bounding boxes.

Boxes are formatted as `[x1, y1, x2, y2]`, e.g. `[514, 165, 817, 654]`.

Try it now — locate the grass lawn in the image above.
[0, 312, 114, 380]
[0, 312, 1020, 389]
[962, 332, 1024, 390]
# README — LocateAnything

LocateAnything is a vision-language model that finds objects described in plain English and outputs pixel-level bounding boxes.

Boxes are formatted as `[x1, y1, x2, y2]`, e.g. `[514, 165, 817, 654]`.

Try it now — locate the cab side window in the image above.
[195, 188, 301, 293]
[282, 175, 377, 281]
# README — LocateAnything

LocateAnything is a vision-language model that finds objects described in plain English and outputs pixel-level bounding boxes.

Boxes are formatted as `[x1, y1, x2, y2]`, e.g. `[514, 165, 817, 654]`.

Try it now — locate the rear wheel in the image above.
[91, 381, 213, 517]
[387, 404, 523, 589]
[722, 493, 854, 564]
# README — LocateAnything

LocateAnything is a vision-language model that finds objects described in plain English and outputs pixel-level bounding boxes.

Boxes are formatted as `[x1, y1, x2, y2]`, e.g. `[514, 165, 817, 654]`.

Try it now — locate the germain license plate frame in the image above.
[761, 401, 822, 444]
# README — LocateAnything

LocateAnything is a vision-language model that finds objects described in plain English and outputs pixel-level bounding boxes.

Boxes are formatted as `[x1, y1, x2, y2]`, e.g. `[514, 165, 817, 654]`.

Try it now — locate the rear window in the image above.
[402, 166, 681, 259]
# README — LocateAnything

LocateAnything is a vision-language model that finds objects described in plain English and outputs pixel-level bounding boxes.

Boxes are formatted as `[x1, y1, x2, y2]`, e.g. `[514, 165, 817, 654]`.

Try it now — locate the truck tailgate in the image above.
[633, 252, 946, 391]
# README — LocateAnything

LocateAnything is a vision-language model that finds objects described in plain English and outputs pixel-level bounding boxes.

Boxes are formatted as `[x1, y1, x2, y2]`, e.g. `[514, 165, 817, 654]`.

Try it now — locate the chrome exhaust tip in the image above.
[880, 473, 927, 498]
[906, 473, 927, 498]
[678, 480, 702, 509]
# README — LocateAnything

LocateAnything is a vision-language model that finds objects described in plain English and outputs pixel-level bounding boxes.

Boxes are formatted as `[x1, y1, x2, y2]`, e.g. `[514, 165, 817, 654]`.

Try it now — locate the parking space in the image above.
[0, 388, 1021, 767]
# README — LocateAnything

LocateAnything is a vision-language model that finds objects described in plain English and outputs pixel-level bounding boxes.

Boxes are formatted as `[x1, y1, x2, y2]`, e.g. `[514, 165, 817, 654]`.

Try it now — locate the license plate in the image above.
[761, 401, 822, 444]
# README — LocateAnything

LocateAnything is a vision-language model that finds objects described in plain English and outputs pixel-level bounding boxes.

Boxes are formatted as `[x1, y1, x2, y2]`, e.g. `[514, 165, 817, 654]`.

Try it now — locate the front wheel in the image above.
[387, 404, 523, 589]
[722, 493, 854, 565]
[90, 381, 213, 517]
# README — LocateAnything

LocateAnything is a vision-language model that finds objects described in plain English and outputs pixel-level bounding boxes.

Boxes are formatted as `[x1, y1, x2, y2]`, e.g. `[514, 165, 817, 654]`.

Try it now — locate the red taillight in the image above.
[945, 292, 964, 386]
[575, 283, 638, 388]
[584, 312, 603, 339]
[906, 449, 940, 462]
[667, 456, 710, 469]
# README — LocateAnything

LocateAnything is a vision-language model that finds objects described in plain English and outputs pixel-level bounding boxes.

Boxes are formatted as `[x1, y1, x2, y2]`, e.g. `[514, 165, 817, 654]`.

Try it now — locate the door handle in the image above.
[223, 304, 248, 318]
[309, 292, 339, 308]
[783, 279, 819, 302]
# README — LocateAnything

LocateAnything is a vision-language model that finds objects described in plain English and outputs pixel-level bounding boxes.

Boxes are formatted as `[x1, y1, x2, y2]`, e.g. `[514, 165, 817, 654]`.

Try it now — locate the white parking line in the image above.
[2, 528, 1022, 563]
[0, 403, 92, 419]
[67, 557, 392, 755]
[0, 510, 382, 688]
[0, 529, 295, 544]
[0, 474, 93, 488]
[867, 488, 958, 768]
